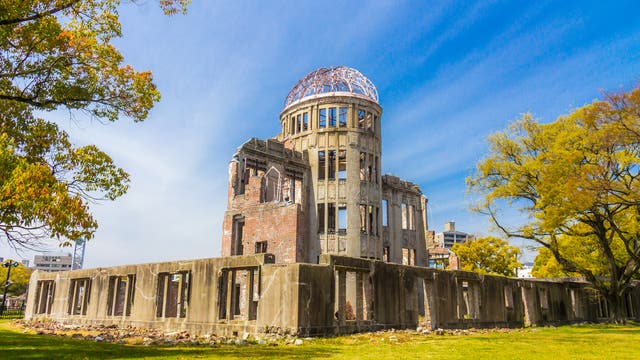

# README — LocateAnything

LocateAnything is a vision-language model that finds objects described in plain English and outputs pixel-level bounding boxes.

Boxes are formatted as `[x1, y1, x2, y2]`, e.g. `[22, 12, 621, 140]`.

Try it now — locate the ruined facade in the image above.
[25, 255, 640, 336]
[222, 66, 428, 267]
[24, 66, 640, 336]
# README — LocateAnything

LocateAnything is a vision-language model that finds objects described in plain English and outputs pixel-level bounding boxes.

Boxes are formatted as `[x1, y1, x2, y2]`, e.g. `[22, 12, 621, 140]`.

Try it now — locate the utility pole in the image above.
[1, 259, 19, 315]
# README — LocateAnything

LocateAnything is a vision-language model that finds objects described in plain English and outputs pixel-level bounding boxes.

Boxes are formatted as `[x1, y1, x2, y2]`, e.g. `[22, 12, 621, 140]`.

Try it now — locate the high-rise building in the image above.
[33, 252, 72, 272]
[434, 221, 474, 249]
[222, 66, 429, 266]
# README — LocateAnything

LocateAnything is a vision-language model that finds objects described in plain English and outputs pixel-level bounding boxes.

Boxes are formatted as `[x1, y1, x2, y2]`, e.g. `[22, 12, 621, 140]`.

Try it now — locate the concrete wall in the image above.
[25, 254, 640, 337]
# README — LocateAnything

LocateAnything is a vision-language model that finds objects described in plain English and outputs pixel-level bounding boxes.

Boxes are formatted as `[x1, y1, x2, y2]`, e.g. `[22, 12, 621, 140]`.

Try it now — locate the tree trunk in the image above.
[606, 293, 627, 324]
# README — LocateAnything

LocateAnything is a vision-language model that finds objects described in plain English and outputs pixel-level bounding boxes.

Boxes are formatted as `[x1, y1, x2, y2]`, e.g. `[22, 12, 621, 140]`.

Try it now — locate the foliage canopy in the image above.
[0, 0, 188, 249]
[468, 86, 640, 322]
[452, 236, 521, 277]
[0, 262, 32, 296]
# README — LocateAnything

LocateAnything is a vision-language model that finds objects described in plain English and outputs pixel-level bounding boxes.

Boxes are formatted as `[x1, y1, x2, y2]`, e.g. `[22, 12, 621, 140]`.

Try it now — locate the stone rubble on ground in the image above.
[15, 320, 538, 347]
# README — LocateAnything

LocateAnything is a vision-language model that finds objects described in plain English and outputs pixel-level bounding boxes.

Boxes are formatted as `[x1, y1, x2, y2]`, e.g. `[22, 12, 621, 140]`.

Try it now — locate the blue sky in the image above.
[4, 0, 640, 267]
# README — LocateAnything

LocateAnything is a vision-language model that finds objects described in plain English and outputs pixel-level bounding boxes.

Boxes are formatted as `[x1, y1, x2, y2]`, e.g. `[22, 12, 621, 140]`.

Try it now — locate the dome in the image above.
[284, 66, 379, 108]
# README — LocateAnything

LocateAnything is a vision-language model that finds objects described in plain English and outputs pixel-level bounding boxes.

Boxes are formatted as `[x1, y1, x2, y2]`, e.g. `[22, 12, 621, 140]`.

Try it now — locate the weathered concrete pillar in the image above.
[423, 279, 436, 329]
[363, 274, 372, 321]
[338, 271, 346, 326]
[355, 272, 364, 322]
[226, 270, 234, 320]
[521, 285, 537, 326]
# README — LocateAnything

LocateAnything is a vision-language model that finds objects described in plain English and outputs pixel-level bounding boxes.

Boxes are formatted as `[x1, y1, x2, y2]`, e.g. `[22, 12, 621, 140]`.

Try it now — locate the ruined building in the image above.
[222, 66, 428, 267]
[25, 67, 640, 337]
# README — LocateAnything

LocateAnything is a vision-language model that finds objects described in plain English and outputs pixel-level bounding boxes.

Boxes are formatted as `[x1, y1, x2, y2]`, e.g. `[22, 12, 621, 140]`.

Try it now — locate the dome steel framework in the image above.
[284, 66, 379, 108]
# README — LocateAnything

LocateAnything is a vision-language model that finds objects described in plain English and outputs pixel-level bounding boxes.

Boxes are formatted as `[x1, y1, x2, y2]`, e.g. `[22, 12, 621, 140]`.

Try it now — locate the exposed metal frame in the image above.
[284, 66, 379, 108]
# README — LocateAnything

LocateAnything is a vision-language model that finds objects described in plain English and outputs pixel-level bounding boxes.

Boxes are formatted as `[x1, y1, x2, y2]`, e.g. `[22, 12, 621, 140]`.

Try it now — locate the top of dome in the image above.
[284, 66, 379, 108]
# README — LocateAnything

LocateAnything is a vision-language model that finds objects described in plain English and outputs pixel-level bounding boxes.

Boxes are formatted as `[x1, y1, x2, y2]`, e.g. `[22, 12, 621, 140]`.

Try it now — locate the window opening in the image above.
[409, 205, 415, 230]
[328, 150, 336, 180]
[368, 205, 374, 235]
[339, 107, 348, 127]
[374, 156, 379, 183]
[107, 275, 136, 316]
[296, 114, 302, 133]
[360, 205, 367, 234]
[328, 107, 337, 127]
[319, 108, 327, 128]
[318, 203, 325, 233]
[338, 205, 347, 235]
[218, 269, 259, 321]
[233, 284, 241, 315]
[232, 216, 244, 255]
[358, 109, 365, 129]
[261, 167, 282, 203]
[156, 271, 191, 318]
[318, 151, 326, 179]
[360, 152, 367, 181]
[539, 288, 549, 309]
[68, 278, 91, 315]
[328, 203, 336, 233]
[255, 241, 268, 253]
[218, 271, 228, 319]
[303, 112, 309, 131]
[504, 286, 514, 309]
[34, 280, 55, 315]
[401, 203, 408, 229]
[338, 150, 347, 179]
[382, 200, 388, 227]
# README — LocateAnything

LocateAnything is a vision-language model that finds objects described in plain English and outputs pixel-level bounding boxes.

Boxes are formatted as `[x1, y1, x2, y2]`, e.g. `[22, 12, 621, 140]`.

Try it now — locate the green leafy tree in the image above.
[0, 0, 188, 249]
[0, 262, 32, 296]
[468, 86, 640, 322]
[451, 236, 521, 276]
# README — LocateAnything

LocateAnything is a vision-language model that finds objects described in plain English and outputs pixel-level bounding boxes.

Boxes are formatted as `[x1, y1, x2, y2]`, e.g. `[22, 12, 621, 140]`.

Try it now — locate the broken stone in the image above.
[294, 339, 303, 345]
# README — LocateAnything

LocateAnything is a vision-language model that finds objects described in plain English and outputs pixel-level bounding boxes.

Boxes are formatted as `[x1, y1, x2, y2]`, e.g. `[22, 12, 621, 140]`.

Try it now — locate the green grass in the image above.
[1, 320, 639, 359]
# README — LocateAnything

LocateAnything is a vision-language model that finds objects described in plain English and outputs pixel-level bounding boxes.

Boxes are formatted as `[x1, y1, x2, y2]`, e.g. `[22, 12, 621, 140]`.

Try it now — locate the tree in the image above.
[451, 236, 521, 276]
[468, 86, 640, 322]
[532, 246, 575, 278]
[0, 263, 32, 296]
[0, 1, 188, 249]
[532, 233, 640, 279]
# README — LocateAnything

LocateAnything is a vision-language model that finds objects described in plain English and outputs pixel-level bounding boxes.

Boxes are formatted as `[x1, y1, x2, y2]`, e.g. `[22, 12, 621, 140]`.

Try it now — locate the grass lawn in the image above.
[1, 320, 639, 359]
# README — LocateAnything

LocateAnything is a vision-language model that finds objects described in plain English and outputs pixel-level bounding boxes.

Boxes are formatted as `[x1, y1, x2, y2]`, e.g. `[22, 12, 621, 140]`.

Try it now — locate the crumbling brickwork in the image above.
[222, 138, 309, 263]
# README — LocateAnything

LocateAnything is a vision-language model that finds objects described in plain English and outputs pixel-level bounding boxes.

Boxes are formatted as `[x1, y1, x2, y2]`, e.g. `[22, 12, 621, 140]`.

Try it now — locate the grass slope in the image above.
[1, 320, 639, 359]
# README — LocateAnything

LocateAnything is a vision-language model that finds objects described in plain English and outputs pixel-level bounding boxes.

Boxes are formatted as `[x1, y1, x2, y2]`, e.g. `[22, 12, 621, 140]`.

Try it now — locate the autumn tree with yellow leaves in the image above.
[0, 1, 188, 249]
[452, 236, 521, 277]
[469, 86, 640, 323]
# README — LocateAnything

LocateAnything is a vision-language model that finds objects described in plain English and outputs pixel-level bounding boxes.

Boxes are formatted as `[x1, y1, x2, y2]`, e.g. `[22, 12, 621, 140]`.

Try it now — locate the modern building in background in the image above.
[33, 252, 73, 272]
[434, 221, 474, 249]
[222, 66, 429, 266]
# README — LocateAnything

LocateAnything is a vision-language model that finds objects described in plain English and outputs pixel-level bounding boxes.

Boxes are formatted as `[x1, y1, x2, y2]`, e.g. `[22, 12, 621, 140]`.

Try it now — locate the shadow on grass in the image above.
[0, 328, 339, 359]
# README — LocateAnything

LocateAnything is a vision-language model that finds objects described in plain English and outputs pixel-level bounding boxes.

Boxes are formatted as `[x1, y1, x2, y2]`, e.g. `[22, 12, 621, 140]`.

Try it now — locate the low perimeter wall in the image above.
[25, 254, 640, 337]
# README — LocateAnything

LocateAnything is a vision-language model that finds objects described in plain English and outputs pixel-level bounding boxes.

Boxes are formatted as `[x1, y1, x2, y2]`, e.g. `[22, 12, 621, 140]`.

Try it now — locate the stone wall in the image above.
[25, 254, 640, 337]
